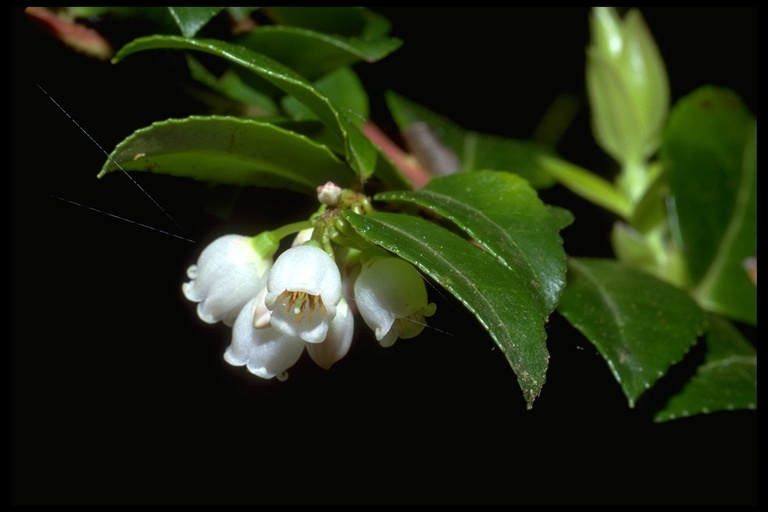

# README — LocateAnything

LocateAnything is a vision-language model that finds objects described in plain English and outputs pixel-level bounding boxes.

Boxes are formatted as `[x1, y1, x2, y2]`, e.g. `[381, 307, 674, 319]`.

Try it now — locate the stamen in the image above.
[316, 295, 327, 317]
[276, 290, 295, 315]
[307, 294, 317, 322]
[276, 290, 327, 324]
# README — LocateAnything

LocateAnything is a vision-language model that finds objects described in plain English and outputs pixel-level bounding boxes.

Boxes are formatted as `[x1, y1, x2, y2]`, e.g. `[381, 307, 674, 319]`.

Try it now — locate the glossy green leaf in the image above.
[278, 67, 370, 157]
[338, 112, 378, 183]
[282, 67, 370, 124]
[344, 211, 550, 409]
[167, 7, 223, 38]
[263, 7, 390, 38]
[558, 258, 707, 407]
[185, 54, 279, 115]
[235, 25, 402, 80]
[113, 36, 341, 139]
[654, 315, 757, 422]
[376, 171, 571, 313]
[97, 116, 355, 193]
[385, 91, 556, 188]
[113, 35, 375, 180]
[662, 86, 757, 325]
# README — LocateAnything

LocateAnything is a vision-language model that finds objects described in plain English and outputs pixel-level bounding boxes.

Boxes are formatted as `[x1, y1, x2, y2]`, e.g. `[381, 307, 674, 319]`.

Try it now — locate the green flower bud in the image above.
[586, 7, 670, 169]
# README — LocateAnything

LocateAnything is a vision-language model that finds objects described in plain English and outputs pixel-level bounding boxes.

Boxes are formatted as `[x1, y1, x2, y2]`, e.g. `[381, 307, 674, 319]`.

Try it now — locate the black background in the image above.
[13, 7, 757, 506]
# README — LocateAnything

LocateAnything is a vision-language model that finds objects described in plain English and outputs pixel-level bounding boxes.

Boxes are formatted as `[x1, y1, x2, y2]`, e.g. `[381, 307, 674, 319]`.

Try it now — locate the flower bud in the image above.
[586, 7, 669, 168]
[317, 181, 343, 206]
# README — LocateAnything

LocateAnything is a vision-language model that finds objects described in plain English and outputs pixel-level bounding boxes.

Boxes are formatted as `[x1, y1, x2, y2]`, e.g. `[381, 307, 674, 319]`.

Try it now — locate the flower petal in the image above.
[266, 245, 342, 301]
[307, 298, 354, 369]
[265, 245, 342, 343]
[225, 297, 305, 380]
[354, 256, 436, 347]
[183, 234, 273, 326]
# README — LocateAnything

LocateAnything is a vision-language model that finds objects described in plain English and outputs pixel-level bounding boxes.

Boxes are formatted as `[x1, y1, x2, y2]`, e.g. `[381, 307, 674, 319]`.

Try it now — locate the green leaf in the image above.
[113, 35, 376, 181]
[376, 171, 571, 313]
[610, 222, 661, 276]
[344, 211, 550, 410]
[558, 258, 707, 407]
[654, 315, 757, 422]
[185, 54, 279, 115]
[548, 206, 578, 232]
[338, 111, 378, 183]
[263, 7, 390, 38]
[97, 116, 356, 193]
[282, 66, 370, 123]
[114, 36, 341, 139]
[662, 86, 757, 325]
[385, 91, 556, 188]
[235, 25, 402, 80]
[279, 67, 371, 160]
[167, 7, 223, 38]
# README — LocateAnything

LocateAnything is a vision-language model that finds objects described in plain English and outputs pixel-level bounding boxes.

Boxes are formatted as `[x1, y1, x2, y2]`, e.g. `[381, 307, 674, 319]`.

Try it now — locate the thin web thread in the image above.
[35, 80, 195, 244]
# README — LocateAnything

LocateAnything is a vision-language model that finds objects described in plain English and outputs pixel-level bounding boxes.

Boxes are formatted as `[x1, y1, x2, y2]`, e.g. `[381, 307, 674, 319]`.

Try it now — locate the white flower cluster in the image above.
[183, 233, 436, 381]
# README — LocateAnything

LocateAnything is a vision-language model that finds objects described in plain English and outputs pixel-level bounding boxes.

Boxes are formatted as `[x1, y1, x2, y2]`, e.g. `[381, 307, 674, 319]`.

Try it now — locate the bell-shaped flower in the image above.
[182, 233, 278, 326]
[306, 297, 354, 369]
[265, 244, 342, 344]
[224, 295, 305, 381]
[224, 295, 354, 380]
[354, 256, 437, 348]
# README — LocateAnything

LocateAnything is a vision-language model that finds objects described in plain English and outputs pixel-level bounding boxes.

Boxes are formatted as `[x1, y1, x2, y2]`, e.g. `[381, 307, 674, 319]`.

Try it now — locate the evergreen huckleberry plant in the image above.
[71, 6, 752, 419]
[15, 6, 758, 506]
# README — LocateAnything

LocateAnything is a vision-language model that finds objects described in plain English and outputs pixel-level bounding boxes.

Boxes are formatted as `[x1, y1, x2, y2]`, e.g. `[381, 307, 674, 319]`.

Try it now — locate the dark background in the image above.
[13, 7, 757, 506]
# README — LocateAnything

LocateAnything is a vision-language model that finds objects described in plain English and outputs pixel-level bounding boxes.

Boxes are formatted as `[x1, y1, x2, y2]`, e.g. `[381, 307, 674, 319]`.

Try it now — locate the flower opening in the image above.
[265, 244, 342, 343]
[224, 295, 354, 380]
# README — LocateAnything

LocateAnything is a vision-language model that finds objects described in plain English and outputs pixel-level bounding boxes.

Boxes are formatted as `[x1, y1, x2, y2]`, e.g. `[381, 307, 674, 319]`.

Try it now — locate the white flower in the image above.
[354, 256, 437, 347]
[306, 298, 354, 369]
[265, 245, 343, 343]
[182, 233, 275, 326]
[225, 296, 304, 381]
[224, 295, 354, 380]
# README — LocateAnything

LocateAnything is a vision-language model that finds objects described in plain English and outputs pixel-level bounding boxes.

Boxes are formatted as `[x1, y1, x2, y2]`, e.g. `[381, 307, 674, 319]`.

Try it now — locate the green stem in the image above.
[270, 220, 313, 241]
[538, 154, 632, 219]
[618, 158, 649, 207]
